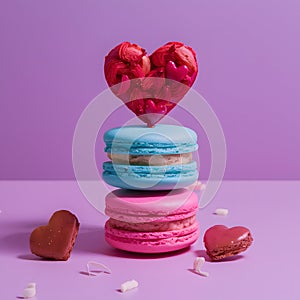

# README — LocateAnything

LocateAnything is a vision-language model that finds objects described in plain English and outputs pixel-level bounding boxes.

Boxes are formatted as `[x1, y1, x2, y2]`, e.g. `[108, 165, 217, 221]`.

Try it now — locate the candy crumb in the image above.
[86, 261, 112, 276]
[22, 283, 36, 298]
[193, 257, 209, 277]
[27, 283, 36, 289]
[120, 280, 138, 293]
[214, 208, 229, 216]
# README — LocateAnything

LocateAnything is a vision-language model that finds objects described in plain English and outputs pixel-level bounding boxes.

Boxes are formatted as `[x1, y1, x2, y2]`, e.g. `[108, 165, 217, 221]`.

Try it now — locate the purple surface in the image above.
[0, 1, 300, 180]
[0, 181, 299, 299]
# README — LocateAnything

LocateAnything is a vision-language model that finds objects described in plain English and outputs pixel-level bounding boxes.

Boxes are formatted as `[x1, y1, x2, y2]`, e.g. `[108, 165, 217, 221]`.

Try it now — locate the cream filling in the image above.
[107, 152, 193, 166]
[108, 215, 196, 232]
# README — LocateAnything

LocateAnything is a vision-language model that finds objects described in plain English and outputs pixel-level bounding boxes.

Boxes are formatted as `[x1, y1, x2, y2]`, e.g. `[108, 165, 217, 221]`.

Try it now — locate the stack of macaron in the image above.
[102, 41, 201, 253]
[102, 124, 200, 253]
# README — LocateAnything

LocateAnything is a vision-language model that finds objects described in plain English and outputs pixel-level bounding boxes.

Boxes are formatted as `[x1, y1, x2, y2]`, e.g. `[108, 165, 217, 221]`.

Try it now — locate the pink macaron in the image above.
[105, 189, 200, 253]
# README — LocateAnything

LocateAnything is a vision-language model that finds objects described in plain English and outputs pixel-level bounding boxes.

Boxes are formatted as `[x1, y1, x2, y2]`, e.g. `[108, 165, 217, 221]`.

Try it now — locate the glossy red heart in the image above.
[104, 42, 198, 127]
[203, 225, 253, 261]
[30, 210, 80, 261]
[166, 61, 189, 82]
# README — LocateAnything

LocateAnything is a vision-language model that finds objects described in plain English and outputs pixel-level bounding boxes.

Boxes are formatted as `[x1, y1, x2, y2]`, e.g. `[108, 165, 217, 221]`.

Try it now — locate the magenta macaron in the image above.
[105, 188, 199, 253]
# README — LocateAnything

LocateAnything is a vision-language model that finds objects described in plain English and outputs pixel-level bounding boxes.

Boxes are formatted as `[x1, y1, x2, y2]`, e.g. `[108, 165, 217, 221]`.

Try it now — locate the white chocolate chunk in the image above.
[194, 257, 205, 271]
[27, 282, 36, 289]
[193, 257, 209, 277]
[23, 287, 36, 298]
[86, 261, 112, 276]
[120, 280, 138, 293]
[214, 208, 229, 216]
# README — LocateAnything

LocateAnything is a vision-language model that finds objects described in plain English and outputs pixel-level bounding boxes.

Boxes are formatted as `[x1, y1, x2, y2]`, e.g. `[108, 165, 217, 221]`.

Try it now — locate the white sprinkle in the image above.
[27, 282, 36, 289]
[120, 280, 138, 293]
[193, 257, 209, 277]
[194, 257, 204, 271]
[23, 283, 36, 298]
[86, 261, 112, 276]
[214, 208, 229, 216]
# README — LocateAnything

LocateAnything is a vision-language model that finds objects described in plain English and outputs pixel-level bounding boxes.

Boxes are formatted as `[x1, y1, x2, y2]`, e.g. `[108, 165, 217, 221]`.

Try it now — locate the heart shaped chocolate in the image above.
[30, 210, 80, 261]
[104, 41, 198, 127]
[203, 225, 253, 261]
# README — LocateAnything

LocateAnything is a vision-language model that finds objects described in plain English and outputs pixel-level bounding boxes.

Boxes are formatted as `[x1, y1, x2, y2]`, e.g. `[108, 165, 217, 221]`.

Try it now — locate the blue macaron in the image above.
[102, 124, 199, 190]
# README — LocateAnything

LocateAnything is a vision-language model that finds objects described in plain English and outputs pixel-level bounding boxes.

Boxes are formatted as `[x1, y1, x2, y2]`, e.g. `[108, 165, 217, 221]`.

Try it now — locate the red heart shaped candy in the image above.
[30, 210, 80, 261]
[166, 61, 189, 82]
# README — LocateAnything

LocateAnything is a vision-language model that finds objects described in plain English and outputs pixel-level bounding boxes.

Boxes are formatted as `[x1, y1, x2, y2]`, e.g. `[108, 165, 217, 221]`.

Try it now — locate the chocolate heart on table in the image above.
[30, 210, 80, 261]
[104, 41, 198, 127]
[203, 225, 253, 261]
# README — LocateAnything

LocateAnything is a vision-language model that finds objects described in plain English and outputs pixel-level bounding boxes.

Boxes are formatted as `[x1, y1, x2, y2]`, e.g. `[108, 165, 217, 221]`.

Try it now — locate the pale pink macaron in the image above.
[105, 189, 200, 253]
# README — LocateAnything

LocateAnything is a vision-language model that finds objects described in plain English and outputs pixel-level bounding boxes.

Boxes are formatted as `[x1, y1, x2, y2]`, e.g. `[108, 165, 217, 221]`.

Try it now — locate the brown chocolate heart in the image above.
[30, 210, 80, 261]
[203, 225, 253, 261]
[104, 41, 198, 127]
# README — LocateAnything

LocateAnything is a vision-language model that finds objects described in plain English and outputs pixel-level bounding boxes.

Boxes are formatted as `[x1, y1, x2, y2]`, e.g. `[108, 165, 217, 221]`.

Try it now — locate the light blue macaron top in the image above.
[104, 124, 198, 155]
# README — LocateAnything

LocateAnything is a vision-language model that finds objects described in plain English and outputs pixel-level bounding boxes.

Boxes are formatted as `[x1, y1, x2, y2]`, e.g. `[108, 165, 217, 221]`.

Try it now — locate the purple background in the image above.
[0, 0, 299, 180]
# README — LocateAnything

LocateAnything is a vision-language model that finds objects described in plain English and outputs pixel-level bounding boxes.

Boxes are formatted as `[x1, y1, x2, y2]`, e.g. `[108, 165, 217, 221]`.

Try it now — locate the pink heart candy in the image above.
[166, 61, 189, 82]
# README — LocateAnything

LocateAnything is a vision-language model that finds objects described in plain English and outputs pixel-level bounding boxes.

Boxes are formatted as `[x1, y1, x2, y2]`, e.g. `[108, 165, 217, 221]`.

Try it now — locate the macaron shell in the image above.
[105, 223, 200, 254]
[102, 161, 198, 190]
[104, 124, 198, 155]
[105, 189, 199, 223]
[103, 172, 197, 191]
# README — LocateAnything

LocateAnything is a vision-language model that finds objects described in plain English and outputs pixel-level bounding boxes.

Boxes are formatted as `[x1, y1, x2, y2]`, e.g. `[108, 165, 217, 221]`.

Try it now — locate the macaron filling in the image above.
[107, 152, 193, 166]
[108, 215, 196, 232]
